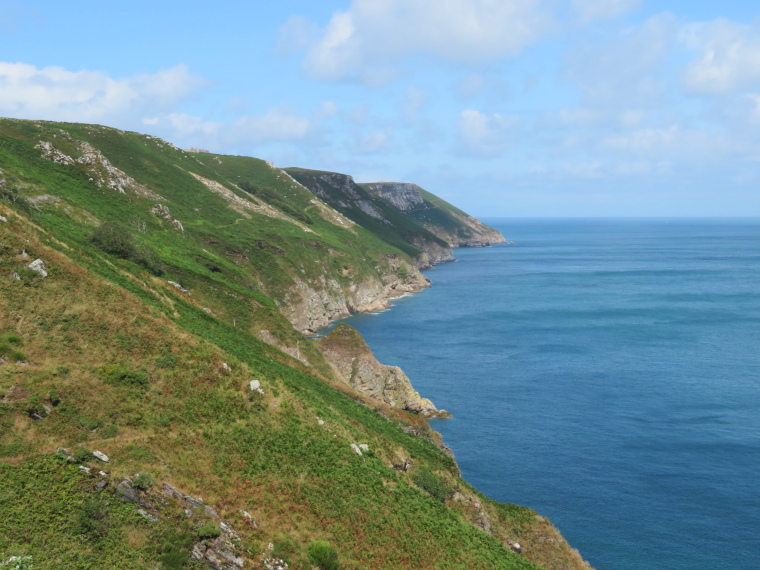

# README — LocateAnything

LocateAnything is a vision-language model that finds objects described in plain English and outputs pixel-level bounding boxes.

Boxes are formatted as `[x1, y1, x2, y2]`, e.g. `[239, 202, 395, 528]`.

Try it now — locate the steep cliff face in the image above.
[364, 182, 507, 247]
[281, 254, 430, 334]
[317, 324, 446, 417]
[364, 182, 425, 211]
[286, 168, 455, 267]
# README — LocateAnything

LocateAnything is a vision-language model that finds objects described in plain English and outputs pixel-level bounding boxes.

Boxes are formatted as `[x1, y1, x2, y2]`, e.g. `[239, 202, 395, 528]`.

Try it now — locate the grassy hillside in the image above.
[0, 118, 590, 570]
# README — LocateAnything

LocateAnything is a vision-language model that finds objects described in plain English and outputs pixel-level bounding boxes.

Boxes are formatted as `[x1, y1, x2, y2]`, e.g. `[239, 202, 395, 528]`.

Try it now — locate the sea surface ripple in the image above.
[329, 218, 760, 570]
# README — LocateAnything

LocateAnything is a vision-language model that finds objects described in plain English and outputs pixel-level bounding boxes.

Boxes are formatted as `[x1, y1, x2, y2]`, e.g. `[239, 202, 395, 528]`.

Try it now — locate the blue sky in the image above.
[2, 0, 760, 217]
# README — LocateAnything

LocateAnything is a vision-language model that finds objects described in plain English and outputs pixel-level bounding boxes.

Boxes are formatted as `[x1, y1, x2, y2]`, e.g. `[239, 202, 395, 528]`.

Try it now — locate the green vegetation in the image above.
[90, 222, 164, 275]
[307, 540, 340, 570]
[0, 118, 587, 570]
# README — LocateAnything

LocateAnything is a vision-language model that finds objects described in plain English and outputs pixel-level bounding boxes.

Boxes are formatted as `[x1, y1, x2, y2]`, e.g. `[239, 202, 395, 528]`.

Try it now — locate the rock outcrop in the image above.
[286, 169, 455, 267]
[316, 324, 446, 418]
[364, 182, 424, 212]
[282, 254, 430, 334]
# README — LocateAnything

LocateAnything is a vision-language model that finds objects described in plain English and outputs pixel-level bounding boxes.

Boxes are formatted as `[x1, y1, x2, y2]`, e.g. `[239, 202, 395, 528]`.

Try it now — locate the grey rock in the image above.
[185, 496, 219, 518]
[116, 478, 139, 503]
[167, 281, 189, 294]
[163, 482, 182, 499]
[248, 379, 260, 391]
[25, 259, 47, 278]
[10, 272, 20, 281]
[78, 465, 91, 474]
[94, 480, 108, 491]
[364, 182, 424, 212]
[350, 443, 363, 456]
[57, 448, 76, 463]
[92, 450, 109, 462]
[0, 215, 6, 223]
[136, 508, 159, 522]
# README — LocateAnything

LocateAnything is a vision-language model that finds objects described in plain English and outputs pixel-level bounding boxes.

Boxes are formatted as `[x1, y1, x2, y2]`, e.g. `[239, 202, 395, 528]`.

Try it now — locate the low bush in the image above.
[307, 540, 340, 570]
[197, 523, 221, 540]
[89, 222, 164, 275]
[133, 472, 154, 491]
[412, 467, 451, 503]
[97, 364, 149, 388]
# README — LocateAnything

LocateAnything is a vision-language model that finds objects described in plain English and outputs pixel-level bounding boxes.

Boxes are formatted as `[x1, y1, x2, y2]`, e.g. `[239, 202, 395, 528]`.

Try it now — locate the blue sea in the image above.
[328, 219, 760, 570]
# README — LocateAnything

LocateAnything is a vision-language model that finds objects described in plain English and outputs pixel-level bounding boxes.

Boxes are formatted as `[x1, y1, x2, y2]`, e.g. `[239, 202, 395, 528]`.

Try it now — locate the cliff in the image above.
[363, 182, 507, 247]
[317, 324, 447, 418]
[285, 168, 456, 267]
[0, 117, 590, 570]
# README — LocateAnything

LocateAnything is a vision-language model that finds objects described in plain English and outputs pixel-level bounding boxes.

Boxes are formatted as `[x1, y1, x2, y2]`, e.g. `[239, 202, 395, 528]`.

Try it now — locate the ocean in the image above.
[326, 219, 760, 569]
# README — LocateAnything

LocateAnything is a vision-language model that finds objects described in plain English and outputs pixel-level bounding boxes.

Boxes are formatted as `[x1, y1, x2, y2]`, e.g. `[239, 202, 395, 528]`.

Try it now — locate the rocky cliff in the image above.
[363, 182, 507, 247]
[285, 168, 455, 267]
[317, 324, 446, 418]
[281, 253, 430, 334]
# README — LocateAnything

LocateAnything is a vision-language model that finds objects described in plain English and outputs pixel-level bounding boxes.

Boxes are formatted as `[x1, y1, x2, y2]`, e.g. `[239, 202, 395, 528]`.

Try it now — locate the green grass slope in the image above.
[0, 118, 590, 570]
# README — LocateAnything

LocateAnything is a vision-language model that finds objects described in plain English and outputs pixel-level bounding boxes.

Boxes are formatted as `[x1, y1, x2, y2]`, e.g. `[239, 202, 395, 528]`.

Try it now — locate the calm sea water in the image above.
[328, 219, 760, 570]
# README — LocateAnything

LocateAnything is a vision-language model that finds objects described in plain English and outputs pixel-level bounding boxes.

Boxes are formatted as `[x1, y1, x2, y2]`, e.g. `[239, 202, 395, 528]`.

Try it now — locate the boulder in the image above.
[92, 450, 109, 462]
[25, 259, 47, 278]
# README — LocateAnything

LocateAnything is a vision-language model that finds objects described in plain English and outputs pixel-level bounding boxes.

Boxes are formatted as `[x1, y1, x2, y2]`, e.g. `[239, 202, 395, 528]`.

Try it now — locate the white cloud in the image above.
[571, 0, 641, 24]
[682, 19, 760, 94]
[0, 62, 207, 123]
[457, 108, 520, 157]
[231, 108, 312, 143]
[144, 106, 316, 152]
[296, 0, 555, 83]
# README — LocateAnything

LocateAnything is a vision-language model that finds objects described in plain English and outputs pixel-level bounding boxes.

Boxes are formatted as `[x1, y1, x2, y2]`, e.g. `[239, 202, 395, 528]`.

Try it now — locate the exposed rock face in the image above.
[317, 324, 444, 417]
[365, 182, 507, 247]
[35, 139, 164, 200]
[282, 254, 429, 334]
[290, 171, 455, 267]
[299, 172, 389, 223]
[364, 182, 424, 211]
[407, 234, 455, 264]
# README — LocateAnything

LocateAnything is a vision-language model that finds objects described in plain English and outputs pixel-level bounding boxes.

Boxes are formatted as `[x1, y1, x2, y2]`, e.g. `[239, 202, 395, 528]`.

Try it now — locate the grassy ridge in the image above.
[0, 118, 589, 570]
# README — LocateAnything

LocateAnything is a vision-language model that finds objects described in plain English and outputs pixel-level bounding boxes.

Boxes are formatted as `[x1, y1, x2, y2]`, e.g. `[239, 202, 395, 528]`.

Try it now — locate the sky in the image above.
[2, 0, 760, 217]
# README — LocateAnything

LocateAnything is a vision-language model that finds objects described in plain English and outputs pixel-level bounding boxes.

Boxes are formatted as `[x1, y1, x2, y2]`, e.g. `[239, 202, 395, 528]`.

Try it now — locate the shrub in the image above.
[90, 222, 135, 258]
[154, 352, 179, 369]
[23, 397, 47, 419]
[197, 523, 221, 540]
[133, 472, 154, 491]
[155, 528, 195, 570]
[73, 448, 93, 464]
[0, 333, 26, 362]
[97, 364, 149, 388]
[412, 467, 450, 503]
[90, 222, 163, 275]
[307, 540, 340, 570]
[73, 495, 110, 540]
